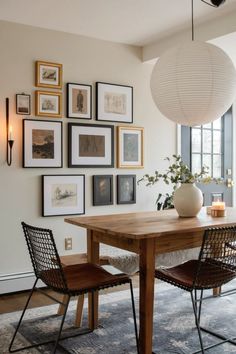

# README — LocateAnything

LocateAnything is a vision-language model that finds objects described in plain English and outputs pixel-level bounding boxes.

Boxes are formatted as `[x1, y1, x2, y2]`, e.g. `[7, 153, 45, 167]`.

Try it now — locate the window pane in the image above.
[213, 155, 222, 178]
[213, 131, 221, 154]
[192, 154, 201, 174]
[203, 130, 212, 154]
[213, 118, 221, 130]
[203, 122, 212, 129]
[192, 129, 201, 153]
[203, 154, 212, 176]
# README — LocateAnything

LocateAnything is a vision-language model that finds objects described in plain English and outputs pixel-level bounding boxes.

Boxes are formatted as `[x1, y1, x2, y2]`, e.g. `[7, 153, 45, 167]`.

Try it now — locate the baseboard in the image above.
[0, 271, 44, 294]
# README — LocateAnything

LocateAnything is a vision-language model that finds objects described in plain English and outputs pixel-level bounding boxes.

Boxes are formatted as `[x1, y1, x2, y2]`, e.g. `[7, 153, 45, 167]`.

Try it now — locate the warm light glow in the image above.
[9, 125, 13, 140]
[212, 201, 225, 210]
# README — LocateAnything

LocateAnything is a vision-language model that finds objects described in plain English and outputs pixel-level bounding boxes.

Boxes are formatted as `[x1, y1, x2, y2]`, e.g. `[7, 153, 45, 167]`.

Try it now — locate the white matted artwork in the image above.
[68, 123, 114, 167]
[35, 91, 62, 118]
[42, 175, 85, 216]
[23, 119, 62, 168]
[117, 126, 144, 168]
[67, 83, 92, 119]
[96, 82, 133, 123]
[36, 61, 62, 89]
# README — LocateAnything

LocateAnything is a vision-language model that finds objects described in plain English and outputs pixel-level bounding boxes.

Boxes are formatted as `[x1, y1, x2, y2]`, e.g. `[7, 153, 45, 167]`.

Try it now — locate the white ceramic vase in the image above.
[173, 183, 203, 217]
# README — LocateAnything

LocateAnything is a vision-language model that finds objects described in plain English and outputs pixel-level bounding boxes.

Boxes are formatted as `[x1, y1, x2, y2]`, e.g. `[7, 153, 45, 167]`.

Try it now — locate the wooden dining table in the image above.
[65, 207, 236, 354]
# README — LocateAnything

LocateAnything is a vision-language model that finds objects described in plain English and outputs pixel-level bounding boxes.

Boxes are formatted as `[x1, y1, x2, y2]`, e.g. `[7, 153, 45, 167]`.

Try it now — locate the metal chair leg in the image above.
[129, 280, 139, 354]
[9, 278, 39, 353]
[191, 291, 205, 354]
[52, 295, 70, 353]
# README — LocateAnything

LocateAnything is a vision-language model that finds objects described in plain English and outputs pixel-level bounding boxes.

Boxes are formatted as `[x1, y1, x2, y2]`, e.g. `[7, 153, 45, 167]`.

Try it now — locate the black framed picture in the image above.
[117, 175, 136, 204]
[16, 94, 31, 115]
[68, 123, 114, 168]
[42, 174, 85, 216]
[67, 83, 92, 119]
[93, 175, 113, 206]
[96, 82, 133, 123]
[23, 119, 63, 168]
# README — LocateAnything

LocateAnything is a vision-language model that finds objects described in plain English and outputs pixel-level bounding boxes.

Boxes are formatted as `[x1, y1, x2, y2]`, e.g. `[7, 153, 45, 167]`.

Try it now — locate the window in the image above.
[191, 117, 223, 178]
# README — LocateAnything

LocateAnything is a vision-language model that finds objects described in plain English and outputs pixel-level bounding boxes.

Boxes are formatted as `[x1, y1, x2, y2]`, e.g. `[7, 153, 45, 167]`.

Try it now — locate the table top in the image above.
[65, 207, 236, 240]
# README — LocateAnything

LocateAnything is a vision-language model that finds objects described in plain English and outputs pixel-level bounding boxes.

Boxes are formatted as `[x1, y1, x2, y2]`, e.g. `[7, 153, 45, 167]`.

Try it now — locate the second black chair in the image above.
[9, 222, 139, 353]
[155, 226, 236, 354]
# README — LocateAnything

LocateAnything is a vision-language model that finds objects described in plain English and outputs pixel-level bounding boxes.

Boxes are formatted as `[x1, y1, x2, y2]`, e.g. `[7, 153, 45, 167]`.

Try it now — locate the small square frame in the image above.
[96, 82, 133, 123]
[36, 61, 62, 89]
[23, 119, 63, 168]
[42, 174, 85, 217]
[117, 126, 144, 168]
[35, 90, 62, 118]
[68, 123, 114, 168]
[93, 175, 113, 206]
[67, 83, 92, 119]
[117, 175, 136, 204]
[16, 94, 31, 115]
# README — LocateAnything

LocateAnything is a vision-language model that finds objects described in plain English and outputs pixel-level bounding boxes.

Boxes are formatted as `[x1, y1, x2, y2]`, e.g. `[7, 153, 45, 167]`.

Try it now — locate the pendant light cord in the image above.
[192, 0, 194, 41]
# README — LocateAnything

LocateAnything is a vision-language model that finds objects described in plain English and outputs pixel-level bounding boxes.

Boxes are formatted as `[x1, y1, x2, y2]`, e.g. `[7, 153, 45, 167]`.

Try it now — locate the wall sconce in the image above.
[6, 98, 14, 166]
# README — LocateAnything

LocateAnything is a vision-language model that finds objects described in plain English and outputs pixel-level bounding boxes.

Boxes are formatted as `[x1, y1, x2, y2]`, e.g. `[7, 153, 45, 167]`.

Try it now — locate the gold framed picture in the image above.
[117, 126, 144, 169]
[35, 61, 62, 89]
[35, 91, 62, 118]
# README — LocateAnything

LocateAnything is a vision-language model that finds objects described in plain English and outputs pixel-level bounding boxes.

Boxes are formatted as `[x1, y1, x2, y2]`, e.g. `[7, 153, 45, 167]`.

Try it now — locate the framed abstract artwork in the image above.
[35, 91, 62, 118]
[117, 175, 136, 204]
[67, 83, 92, 119]
[16, 94, 31, 115]
[93, 175, 113, 206]
[117, 126, 144, 168]
[68, 123, 114, 168]
[42, 174, 85, 216]
[35, 61, 62, 89]
[23, 119, 62, 168]
[96, 82, 133, 123]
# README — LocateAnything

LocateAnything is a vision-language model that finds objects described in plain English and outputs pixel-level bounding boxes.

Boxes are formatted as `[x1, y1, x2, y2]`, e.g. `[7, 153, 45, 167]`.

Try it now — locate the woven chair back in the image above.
[194, 226, 236, 289]
[22, 222, 68, 293]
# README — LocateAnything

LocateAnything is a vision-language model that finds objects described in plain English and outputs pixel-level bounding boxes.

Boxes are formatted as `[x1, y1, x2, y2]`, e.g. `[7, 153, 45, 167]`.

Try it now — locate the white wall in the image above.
[0, 21, 176, 293]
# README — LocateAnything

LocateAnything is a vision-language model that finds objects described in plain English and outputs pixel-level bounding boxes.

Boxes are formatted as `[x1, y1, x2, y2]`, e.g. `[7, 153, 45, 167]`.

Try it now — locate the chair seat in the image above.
[41, 263, 130, 295]
[155, 259, 235, 291]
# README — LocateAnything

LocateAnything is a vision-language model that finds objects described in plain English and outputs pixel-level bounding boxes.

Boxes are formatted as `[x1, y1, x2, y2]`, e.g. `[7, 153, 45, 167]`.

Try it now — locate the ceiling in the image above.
[0, 0, 236, 46]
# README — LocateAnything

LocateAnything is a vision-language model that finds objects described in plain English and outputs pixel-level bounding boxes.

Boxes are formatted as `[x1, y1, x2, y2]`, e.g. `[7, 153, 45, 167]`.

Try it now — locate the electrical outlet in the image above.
[65, 237, 72, 250]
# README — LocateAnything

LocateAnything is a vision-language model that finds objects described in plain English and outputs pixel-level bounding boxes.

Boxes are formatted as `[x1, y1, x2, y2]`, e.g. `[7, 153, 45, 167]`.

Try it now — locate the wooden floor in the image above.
[0, 275, 140, 314]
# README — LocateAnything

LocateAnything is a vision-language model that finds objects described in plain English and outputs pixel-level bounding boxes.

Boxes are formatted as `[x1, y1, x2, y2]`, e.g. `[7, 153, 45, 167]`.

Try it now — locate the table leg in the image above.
[139, 238, 156, 354]
[87, 229, 100, 329]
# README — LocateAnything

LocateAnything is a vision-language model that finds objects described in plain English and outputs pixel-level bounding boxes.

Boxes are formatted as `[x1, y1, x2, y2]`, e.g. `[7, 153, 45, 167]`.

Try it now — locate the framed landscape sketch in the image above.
[117, 126, 144, 168]
[42, 175, 85, 216]
[16, 94, 31, 115]
[68, 123, 114, 168]
[93, 175, 113, 206]
[35, 91, 62, 118]
[96, 82, 133, 123]
[67, 83, 92, 119]
[23, 119, 62, 168]
[117, 175, 136, 204]
[36, 61, 62, 89]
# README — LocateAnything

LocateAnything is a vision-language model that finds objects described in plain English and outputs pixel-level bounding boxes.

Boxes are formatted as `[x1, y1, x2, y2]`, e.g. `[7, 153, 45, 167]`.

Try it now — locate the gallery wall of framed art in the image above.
[8, 55, 145, 217]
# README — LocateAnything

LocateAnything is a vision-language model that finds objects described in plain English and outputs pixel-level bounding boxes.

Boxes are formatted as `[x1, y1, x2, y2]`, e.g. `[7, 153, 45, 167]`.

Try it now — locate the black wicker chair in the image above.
[9, 222, 139, 353]
[155, 226, 236, 354]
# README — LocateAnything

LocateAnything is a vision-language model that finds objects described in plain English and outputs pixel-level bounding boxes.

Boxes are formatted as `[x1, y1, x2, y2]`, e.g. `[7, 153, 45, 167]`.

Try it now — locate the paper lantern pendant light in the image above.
[150, 41, 236, 127]
[150, 0, 236, 127]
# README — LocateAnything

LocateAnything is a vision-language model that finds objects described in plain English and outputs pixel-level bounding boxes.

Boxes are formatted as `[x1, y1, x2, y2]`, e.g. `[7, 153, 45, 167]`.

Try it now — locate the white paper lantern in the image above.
[150, 41, 236, 127]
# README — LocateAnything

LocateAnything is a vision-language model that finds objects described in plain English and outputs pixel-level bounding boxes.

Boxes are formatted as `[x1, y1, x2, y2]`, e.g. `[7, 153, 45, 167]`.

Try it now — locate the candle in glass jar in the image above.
[212, 201, 225, 210]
